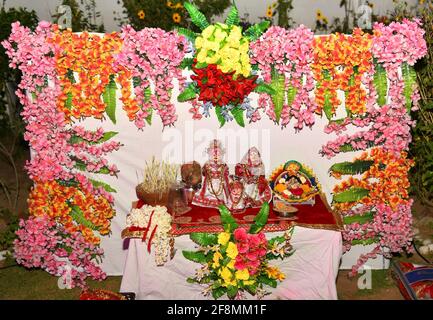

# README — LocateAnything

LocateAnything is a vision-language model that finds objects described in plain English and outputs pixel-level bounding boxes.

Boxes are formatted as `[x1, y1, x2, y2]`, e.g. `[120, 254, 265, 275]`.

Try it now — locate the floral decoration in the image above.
[183, 203, 294, 300]
[177, 3, 272, 127]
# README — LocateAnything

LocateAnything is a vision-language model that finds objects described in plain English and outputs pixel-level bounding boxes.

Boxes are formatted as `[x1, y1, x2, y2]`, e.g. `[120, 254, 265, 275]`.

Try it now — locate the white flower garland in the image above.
[126, 205, 173, 266]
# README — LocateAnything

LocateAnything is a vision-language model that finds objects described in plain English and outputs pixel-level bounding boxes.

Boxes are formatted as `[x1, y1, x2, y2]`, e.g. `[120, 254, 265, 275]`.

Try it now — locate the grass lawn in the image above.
[0, 260, 403, 300]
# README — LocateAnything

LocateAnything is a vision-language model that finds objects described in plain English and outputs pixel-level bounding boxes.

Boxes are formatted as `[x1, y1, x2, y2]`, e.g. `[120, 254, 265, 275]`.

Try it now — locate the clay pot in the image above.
[135, 183, 169, 207]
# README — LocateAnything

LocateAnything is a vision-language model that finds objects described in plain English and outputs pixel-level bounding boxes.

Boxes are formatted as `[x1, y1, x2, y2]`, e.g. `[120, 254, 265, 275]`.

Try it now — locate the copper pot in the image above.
[135, 183, 169, 206]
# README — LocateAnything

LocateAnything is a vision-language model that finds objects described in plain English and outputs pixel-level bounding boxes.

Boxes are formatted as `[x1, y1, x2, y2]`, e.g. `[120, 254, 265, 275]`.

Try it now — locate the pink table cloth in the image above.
[120, 226, 342, 300]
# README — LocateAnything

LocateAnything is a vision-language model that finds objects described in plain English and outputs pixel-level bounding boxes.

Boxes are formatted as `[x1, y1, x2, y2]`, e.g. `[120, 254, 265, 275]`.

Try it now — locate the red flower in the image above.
[191, 62, 257, 107]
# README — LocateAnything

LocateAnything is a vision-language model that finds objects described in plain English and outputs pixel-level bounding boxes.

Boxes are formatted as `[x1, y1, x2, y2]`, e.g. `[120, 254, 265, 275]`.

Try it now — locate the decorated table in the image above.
[120, 195, 343, 300]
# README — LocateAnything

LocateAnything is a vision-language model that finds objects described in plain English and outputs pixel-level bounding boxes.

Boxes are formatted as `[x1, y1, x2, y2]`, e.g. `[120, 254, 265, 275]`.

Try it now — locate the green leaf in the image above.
[70, 205, 99, 231]
[144, 86, 152, 103]
[218, 205, 238, 233]
[245, 284, 257, 295]
[89, 179, 117, 193]
[249, 202, 270, 234]
[145, 109, 152, 125]
[195, 61, 208, 69]
[69, 131, 118, 145]
[351, 237, 379, 245]
[343, 212, 374, 225]
[339, 141, 376, 153]
[65, 92, 73, 110]
[178, 83, 198, 102]
[184, 2, 209, 30]
[73, 159, 112, 175]
[226, 285, 238, 299]
[230, 106, 245, 127]
[245, 21, 270, 41]
[254, 82, 276, 95]
[258, 275, 277, 288]
[373, 62, 387, 107]
[270, 68, 285, 123]
[103, 75, 117, 124]
[322, 70, 333, 120]
[211, 287, 226, 300]
[329, 160, 374, 175]
[180, 57, 194, 70]
[215, 108, 226, 127]
[333, 187, 370, 203]
[225, 5, 240, 26]
[189, 233, 218, 246]
[402, 62, 417, 113]
[286, 83, 297, 106]
[175, 27, 198, 42]
[182, 250, 208, 263]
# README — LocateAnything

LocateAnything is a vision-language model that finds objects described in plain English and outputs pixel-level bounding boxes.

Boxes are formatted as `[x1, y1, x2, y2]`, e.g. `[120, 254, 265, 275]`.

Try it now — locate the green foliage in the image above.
[257, 275, 277, 288]
[402, 62, 417, 113]
[215, 107, 226, 128]
[182, 250, 209, 263]
[103, 75, 117, 124]
[244, 21, 270, 41]
[0, 213, 19, 251]
[180, 57, 194, 70]
[254, 82, 276, 95]
[189, 233, 218, 246]
[184, 2, 210, 30]
[70, 205, 99, 231]
[69, 131, 118, 145]
[225, 5, 240, 26]
[211, 286, 226, 299]
[329, 160, 374, 176]
[175, 27, 197, 42]
[230, 106, 245, 127]
[373, 61, 388, 107]
[333, 187, 370, 203]
[249, 202, 270, 234]
[73, 159, 111, 175]
[351, 237, 379, 245]
[218, 205, 238, 233]
[322, 69, 334, 120]
[270, 68, 285, 123]
[118, 0, 230, 32]
[286, 84, 297, 108]
[343, 212, 374, 225]
[177, 83, 198, 102]
[89, 179, 117, 193]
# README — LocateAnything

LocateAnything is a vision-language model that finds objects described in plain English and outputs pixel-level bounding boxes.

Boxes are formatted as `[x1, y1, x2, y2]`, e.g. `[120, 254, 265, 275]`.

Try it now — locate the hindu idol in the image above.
[234, 147, 272, 208]
[192, 140, 230, 208]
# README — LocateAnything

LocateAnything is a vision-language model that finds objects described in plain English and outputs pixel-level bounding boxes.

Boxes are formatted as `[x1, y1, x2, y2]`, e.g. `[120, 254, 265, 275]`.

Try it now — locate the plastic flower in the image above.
[226, 242, 238, 259]
[218, 232, 230, 246]
[235, 268, 250, 281]
[266, 6, 273, 18]
[138, 10, 145, 20]
[265, 266, 285, 281]
[212, 251, 222, 268]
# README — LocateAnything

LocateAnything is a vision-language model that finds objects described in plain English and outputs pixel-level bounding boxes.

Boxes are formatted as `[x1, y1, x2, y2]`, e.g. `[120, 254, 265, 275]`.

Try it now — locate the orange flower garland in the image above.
[332, 148, 413, 212]
[312, 28, 372, 116]
[50, 28, 137, 121]
[28, 180, 115, 245]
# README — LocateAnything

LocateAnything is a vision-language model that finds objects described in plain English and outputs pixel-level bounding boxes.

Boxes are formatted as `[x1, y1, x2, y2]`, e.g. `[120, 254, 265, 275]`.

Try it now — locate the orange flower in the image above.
[137, 10, 145, 20]
[172, 13, 181, 23]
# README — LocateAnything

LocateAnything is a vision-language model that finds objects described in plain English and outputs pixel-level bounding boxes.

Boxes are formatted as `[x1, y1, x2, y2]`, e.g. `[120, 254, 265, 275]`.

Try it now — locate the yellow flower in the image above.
[316, 9, 323, 20]
[226, 241, 238, 259]
[266, 5, 273, 18]
[244, 280, 255, 285]
[137, 10, 145, 20]
[212, 251, 222, 268]
[202, 25, 216, 39]
[235, 268, 250, 281]
[173, 13, 181, 24]
[218, 232, 231, 246]
[265, 266, 285, 281]
[227, 259, 236, 270]
[196, 49, 208, 63]
[214, 28, 227, 42]
[195, 36, 204, 49]
[220, 266, 232, 282]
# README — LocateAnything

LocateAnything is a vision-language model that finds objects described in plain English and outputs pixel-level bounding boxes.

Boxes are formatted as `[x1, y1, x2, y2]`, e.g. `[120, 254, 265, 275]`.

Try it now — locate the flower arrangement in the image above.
[177, 3, 273, 127]
[124, 205, 173, 266]
[14, 216, 106, 288]
[250, 25, 317, 128]
[183, 203, 295, 299]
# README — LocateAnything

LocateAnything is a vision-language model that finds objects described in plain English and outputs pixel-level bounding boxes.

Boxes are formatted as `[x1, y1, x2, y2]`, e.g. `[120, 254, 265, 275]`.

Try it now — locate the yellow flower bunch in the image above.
[194, 23, 251, 77]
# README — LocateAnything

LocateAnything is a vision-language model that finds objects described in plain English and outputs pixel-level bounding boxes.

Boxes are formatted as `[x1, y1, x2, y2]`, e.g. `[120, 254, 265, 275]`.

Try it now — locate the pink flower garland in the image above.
[250, 25, 317, 129]
[115, 25, 188, 128]
[14, 216, 106, 288]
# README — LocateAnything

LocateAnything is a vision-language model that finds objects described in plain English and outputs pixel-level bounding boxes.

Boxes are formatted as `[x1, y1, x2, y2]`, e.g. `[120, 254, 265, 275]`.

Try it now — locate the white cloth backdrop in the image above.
[75, 76, 361, 275]
[120, 227, 342, 300]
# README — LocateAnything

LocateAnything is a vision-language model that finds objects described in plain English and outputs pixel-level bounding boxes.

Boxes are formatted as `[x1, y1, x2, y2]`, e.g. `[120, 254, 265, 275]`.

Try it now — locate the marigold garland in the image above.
[28, 180, 115, 245]
[312, 28, 373, 117]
